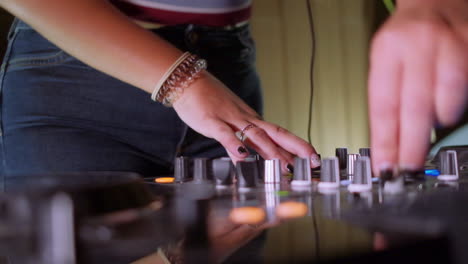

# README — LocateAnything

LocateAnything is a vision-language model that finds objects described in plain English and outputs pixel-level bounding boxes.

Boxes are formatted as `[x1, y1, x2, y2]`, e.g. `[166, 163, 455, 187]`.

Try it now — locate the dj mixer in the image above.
[1, 146, 468, 264]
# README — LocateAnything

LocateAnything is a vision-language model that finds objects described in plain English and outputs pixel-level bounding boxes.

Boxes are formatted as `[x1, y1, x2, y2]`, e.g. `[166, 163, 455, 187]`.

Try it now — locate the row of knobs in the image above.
[317, 148, 372, 192]
[173, 156, 281, 189]
[336, 147, 460, 183]
[317, 156, 372, 192]
[174, 155, 319, 189]
[173, 147, 373, 192]
[335, 147, 371, 172]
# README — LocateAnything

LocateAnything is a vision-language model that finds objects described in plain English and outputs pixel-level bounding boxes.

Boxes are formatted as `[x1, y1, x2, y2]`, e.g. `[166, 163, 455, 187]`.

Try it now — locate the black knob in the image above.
[193, 158, 212, 183]
[335, 148, 348, 170]
[212, 157, 234, 186]
[359, 148, 371, 158]
[236, 161, 259, 189]
[255, 154, 265, 183]
[174, 157, 190, 183]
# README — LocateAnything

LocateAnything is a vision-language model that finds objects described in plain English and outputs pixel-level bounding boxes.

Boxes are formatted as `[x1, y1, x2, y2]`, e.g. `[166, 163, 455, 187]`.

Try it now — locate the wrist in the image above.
[151, 52, 207, 107]
[172, 70, 210, 109]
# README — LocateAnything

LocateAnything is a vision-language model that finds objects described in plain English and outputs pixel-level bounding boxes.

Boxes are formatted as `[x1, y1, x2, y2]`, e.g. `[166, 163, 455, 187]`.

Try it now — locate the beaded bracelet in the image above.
[151, 52, 207, 107]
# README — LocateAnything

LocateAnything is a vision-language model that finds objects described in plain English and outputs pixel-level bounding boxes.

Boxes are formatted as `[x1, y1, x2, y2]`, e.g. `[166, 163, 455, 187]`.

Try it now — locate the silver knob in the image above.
[318, 157, 340, 190]
[264, 159, 281, 183]
[438, 150, 459, 181]
[347, 154, 360, 179]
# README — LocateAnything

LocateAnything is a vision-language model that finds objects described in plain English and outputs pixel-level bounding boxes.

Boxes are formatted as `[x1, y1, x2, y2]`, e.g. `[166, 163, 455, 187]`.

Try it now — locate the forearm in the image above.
[0, 0, 183, 93]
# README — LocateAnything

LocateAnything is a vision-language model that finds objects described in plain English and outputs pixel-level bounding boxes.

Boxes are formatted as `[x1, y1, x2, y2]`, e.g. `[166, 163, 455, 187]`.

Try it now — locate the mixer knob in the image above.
[359, 148, 371, 158]
[347, 154, 360, 179]
[335, 148, 348, 170]
[255, 154, 265, 183]
[438, 150, 459, 181]
[264, 159, 281, 183]
[174, 156, 191, 183]
[243, 155, 265, 182]
[318, 157, 340, 190]
[236, 160, 259, 189]
[212, 157, 234, 186]
[348, 157, 372, 192]
[193, 158, 213, 183]
[291, 157, 312, 187]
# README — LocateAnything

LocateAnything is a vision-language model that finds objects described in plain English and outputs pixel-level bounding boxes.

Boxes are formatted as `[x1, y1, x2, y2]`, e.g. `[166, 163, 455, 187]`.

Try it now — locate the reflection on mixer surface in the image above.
[1, 146, 467, 263]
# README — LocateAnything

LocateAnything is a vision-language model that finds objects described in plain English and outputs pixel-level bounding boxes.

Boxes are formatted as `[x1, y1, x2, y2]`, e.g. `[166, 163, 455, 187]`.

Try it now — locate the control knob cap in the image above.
[174, 156, 191, 183]
[335, 148, 348, 170]
[438, 150, 459, 181]
[212, 157, 234, 186]
[236, 161, 259, 189]
[318, 157, 340, 190]
[193, 158, 213, 183]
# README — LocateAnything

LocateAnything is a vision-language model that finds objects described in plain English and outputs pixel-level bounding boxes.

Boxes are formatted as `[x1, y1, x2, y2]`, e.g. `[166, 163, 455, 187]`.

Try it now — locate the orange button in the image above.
[276, 201, 308, 219]
[229, 207, 266, 225]
[154, 177, 175, 184]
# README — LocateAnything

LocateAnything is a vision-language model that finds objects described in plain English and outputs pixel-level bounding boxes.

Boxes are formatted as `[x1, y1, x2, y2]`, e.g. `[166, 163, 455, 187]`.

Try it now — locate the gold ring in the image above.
[235, 123, 256, 142]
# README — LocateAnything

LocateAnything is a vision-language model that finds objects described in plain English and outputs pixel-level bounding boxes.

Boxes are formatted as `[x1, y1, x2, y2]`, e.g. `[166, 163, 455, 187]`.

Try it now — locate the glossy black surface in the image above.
[1, 147, 467, 264]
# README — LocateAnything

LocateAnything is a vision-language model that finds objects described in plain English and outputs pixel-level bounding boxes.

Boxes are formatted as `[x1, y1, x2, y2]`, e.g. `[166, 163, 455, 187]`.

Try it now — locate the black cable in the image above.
[306, 0, 316, 145]
[306, 1, 320, 260]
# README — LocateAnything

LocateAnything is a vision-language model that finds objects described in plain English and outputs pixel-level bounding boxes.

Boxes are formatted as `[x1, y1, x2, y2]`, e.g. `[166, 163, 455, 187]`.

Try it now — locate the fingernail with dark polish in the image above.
[310, 154, 321, 168]
[287, 164, 294, 174]
[238, 146, 248, 154]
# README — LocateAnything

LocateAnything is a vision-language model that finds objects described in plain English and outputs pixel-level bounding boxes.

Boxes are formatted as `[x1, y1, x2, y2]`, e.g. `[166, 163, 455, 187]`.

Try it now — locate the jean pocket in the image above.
[197, 26, 256, 67]
[5, 28, 73, 72]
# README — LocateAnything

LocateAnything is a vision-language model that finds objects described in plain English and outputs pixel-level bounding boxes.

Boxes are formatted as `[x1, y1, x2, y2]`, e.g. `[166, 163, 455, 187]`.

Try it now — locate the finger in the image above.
[368, 31, 403, 176]
[398, 44, 435, 168]
[241, 125, 294, 174]
[209, 120, 250, 163]
[251, 120, 320, 167]
[435, 36, 468, 126]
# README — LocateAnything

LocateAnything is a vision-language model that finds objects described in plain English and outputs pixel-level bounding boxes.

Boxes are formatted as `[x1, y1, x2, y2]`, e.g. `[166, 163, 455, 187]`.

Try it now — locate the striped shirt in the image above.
[110, 0, 252, 27]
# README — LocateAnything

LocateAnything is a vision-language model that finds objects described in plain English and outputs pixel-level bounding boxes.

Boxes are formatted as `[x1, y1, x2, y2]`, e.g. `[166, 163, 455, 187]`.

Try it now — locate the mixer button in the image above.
[276, 201, 308, 219]
[229, 207, 266, 225]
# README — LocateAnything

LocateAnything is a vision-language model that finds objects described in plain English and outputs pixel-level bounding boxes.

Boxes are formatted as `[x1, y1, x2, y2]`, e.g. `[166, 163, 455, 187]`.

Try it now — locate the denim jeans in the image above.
[0, 19, 262, 188]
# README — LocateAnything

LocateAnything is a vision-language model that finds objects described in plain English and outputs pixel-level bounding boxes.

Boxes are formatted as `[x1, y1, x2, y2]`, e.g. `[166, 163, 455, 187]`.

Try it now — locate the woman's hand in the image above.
[369, 0, 468, 175]
[173, 71, 320, 173]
